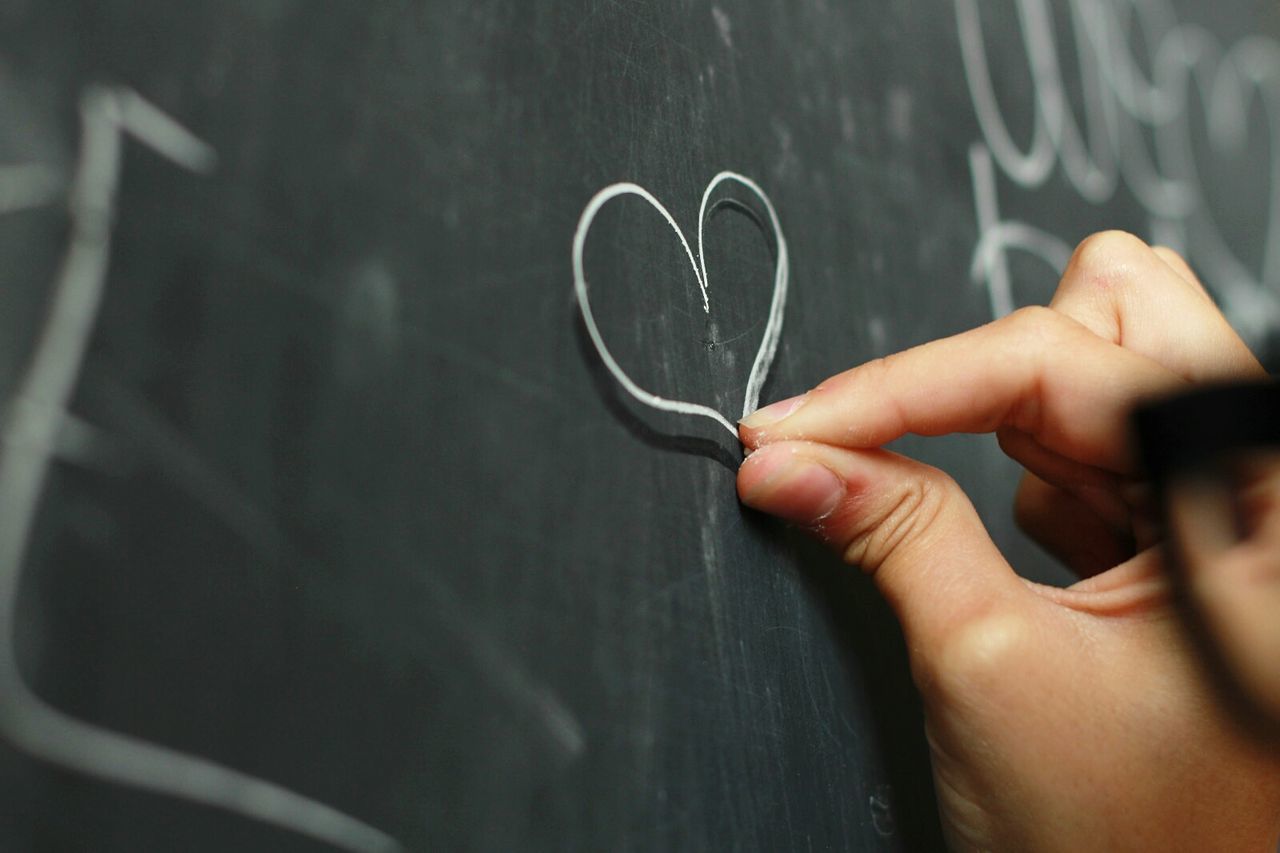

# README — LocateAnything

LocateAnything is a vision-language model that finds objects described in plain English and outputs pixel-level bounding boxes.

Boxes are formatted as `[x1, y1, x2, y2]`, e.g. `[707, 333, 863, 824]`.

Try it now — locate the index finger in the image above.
[740, 306, 1186, 473]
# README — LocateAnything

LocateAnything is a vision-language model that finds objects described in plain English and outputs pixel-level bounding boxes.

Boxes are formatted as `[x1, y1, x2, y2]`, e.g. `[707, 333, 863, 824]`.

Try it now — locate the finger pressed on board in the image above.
[740, 306, 1186, 473]
[737, 440, 1028, 653]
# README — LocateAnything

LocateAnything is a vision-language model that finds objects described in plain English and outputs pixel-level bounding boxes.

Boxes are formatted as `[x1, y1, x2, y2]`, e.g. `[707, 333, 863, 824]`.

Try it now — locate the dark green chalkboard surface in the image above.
[1, 1, 1278, 850]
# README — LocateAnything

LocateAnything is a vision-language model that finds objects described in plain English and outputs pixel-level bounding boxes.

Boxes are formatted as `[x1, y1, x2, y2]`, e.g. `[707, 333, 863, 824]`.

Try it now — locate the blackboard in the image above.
[1, 1, 1278, 850]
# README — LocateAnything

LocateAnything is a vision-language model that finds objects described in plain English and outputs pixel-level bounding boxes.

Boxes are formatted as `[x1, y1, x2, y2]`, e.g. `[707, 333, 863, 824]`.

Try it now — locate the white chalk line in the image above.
[960, 0, 1280, 334]
[957, 0, 1193, 214]
[1022, 0, 1119, 202]
[968, 144, 1073, 318]
[0, 86, 399, 853]
[1093, 0, 1183, 124]
[573, 172, 789, 436]
[956, 0, 1055, 189]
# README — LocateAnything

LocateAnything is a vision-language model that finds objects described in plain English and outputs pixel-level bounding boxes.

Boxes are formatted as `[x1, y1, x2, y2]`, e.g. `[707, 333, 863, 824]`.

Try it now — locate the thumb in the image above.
[737, 441, 1028, 651]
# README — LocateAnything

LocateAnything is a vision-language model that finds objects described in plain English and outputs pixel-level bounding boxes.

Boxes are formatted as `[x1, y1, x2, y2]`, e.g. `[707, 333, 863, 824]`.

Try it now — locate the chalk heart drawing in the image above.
[572, 171, 789, 438]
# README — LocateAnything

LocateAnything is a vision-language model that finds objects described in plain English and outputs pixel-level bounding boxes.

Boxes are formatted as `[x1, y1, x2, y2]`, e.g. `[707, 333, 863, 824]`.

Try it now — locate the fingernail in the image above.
[740, 393, 807, 430]
[739, 451, 844, 525]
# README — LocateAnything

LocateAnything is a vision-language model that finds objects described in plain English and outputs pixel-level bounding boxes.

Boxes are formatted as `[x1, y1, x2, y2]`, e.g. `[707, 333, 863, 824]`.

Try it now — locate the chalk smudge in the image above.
[0, 87, 399, 853]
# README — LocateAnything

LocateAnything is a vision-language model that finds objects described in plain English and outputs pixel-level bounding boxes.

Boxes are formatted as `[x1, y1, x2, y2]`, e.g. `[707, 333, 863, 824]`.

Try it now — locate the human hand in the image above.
[736, 232, 1280, 851]
[1167, 445, 1280, 729]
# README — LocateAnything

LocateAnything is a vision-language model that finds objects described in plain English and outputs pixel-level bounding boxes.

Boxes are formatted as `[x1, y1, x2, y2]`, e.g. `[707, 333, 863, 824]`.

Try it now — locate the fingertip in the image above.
[739, 393, 808, 437]
[736, 443, 846, 525]
[736, 442, 785, 500]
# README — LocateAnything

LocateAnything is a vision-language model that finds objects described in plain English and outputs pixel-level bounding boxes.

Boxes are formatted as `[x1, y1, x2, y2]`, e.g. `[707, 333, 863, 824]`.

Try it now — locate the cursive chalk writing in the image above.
[959, 0, 1280, 341]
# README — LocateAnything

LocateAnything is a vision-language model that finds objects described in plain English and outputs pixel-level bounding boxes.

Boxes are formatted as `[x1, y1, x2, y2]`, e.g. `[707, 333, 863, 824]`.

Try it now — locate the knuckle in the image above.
[1001, 305, 1076, 354]
[997, 310, 1088, 435]
[1065, 230, 1149, 290]
[1003, 303, 1054, 330]
[840, 469, 948, 572]
[1003, 303, 1060, 333]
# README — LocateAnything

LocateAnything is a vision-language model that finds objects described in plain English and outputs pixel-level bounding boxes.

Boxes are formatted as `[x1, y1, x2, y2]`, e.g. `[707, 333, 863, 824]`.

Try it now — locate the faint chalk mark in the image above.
[869, 783, 896, 837]
[1, 395, 123, 474]
[711, 6, 733, 50]
[387, 550, 586, 760]
[335, 260, 401, 388]
[0, 162, 62, 214]
[0, 86, 399, 853]
[445, 609, 587, 760]
[86, 373, 291, 559]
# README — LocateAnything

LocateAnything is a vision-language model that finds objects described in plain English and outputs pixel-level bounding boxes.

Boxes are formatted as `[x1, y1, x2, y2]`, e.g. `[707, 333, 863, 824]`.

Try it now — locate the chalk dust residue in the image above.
[711, 6, 733, 49]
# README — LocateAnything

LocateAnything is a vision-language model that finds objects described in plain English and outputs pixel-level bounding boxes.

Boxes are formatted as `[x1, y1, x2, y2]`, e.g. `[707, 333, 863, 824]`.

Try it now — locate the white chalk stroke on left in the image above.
[573, 172, 790, 437]
[0, 87, 400, 853]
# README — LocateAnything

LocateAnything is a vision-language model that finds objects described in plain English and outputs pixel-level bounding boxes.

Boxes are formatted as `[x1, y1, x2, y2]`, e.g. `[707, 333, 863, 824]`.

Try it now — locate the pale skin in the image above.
[735, 231, 1280, 852]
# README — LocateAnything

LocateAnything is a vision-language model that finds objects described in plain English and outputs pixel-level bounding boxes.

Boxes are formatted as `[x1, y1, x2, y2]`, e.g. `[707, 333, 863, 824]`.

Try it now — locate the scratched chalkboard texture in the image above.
[0, 1, 1278, 851]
